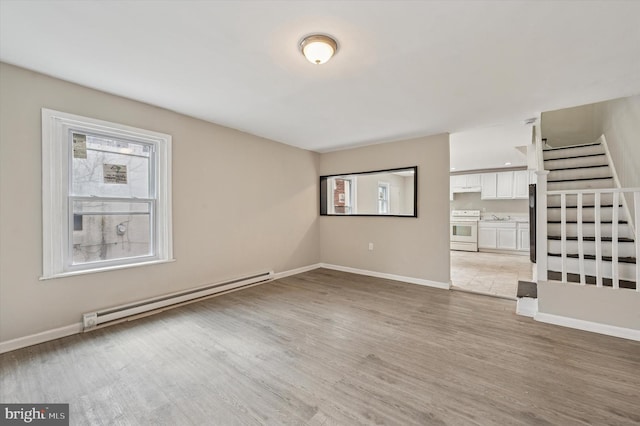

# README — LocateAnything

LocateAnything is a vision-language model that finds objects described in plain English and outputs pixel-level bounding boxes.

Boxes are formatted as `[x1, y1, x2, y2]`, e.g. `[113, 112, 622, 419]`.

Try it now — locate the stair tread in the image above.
[547, 271, 636, 289]
[548, 252, 636, 264]
[547, 176, 613, 183]
[543, 142, 601, 151]
[544, 153, 606, 161]
[517, 281, 537, 298]
[546, 204, 623, 209]
[547, 236, 635, 242]
[545, 164, 610, 171]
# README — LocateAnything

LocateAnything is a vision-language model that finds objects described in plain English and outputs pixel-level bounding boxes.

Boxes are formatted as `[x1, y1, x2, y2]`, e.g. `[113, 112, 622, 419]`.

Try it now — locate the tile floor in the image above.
[450, 250, 533, 299]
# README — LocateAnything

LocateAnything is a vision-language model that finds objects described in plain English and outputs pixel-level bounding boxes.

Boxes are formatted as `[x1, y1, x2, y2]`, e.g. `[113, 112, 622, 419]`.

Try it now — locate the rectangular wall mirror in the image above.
[320, 166, 417, 217]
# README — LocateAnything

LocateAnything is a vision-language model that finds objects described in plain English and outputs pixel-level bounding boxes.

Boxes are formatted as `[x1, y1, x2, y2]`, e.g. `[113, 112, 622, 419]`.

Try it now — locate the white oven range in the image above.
[450, 210, 480, 252]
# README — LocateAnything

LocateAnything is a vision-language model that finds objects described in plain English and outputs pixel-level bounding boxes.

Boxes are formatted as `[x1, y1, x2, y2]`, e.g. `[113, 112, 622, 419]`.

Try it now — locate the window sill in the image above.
[40, 258, 176, 281]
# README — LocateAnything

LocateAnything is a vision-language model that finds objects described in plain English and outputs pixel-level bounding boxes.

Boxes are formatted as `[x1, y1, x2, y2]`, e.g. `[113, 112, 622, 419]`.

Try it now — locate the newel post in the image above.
[536, 170, 550, 282]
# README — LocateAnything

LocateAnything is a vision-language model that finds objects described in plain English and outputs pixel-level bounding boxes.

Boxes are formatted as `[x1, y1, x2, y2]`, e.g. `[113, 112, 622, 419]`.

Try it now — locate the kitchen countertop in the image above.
[480, 218, 529, 223]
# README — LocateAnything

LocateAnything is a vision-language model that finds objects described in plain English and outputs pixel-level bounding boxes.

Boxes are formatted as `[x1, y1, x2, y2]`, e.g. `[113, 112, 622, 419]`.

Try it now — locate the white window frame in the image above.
[41, 108, 173, 279]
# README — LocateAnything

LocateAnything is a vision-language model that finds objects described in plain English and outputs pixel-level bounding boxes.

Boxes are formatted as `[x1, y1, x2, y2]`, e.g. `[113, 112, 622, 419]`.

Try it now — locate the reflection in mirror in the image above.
[320, 167, 417, 216]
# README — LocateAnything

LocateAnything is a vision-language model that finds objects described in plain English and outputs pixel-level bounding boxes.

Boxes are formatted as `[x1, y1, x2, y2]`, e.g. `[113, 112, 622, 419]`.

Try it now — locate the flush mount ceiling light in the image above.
[300, 34, 338, 65]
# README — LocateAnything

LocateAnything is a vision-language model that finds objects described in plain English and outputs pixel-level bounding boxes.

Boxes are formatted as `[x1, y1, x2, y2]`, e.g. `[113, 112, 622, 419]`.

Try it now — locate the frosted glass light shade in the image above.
[300, 35, 338, 65]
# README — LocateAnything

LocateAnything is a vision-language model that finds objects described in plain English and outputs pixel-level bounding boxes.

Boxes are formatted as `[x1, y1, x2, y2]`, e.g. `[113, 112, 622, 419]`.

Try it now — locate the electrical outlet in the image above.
[368, 243, 374, 251]
[83, 312, 98, 330]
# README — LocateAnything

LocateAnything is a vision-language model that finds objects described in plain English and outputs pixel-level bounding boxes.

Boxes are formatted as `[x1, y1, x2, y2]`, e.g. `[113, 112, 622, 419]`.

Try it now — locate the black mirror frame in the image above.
[320, 166, 417, 217]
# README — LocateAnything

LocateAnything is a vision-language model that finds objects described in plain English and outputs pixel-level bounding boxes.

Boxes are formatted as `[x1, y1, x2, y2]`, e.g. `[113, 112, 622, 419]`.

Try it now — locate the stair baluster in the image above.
[561, 193, 567, 282]
[595, 192, 603, 287]
[577, 193, 586, 284]
[612, 192, 619, 288]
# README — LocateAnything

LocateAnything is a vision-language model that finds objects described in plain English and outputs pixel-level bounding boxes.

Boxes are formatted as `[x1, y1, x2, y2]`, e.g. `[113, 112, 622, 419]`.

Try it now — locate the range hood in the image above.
[452, 185, 481, 194]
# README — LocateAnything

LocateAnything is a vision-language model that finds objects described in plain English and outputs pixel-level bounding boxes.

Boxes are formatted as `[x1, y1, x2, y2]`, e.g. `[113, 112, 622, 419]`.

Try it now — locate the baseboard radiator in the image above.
[82, 270, 274, 331]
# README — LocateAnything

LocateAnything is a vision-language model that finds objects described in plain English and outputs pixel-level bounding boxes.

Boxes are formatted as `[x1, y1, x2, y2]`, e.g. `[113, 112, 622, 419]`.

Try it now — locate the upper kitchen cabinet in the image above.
[513, 170, 529, 199]
[496, 171, 514, 198]
[480, 173, 497, 199]
[451, 173, 482, 193]
[481, 170, 530, 200]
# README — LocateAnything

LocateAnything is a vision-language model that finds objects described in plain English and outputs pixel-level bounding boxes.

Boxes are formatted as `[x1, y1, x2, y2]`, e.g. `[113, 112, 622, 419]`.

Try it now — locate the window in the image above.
[378, 182, 390, 214]
[331, 177, 356, 214]
[42, 109, 172, 279]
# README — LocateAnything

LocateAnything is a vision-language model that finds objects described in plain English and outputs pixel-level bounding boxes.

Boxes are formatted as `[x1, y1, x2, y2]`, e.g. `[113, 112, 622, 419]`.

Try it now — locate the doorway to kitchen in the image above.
[449, 188, 534, 299]
[449, 121, 536, 299]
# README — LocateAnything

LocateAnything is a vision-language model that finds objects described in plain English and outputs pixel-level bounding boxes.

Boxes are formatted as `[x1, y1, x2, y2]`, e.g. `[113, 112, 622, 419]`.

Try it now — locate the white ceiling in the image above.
[450, 122, 532, 172]
[1, 1, 639, 153]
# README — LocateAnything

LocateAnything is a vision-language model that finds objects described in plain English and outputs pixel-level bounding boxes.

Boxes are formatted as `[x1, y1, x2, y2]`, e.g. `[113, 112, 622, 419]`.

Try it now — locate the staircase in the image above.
[518, 126, 640, 340]
[541, 140, 638, 290]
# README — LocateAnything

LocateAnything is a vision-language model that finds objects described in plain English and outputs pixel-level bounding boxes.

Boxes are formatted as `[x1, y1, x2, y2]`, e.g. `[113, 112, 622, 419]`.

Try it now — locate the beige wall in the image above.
[0, 63, 320, 342]
[594, 95, 640, 189]
[319, 135, 451, 285]
[541, 103, 601, 147]
[538, 282, 640, 330]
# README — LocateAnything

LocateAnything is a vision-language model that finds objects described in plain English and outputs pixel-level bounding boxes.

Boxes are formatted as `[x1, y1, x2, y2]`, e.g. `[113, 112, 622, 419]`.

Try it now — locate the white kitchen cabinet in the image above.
[482, 170, 531, 200]
[451, 175, 465, 189]
[466, 174, 481, 187]
[481, 173, 497, 199]
[517, 223, 530, 251]
[478, 227, 497, 249]
[496, 171, 514, 199]
[451, 173, 482, 193]
[497, 228, 517, 250]
[479, 221, 520, 251]
[513, 170, 529, 199]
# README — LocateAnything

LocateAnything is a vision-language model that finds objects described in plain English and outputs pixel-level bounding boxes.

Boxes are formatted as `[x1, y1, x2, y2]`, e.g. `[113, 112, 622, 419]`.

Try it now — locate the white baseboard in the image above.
[479, 248, 529, 256]
[534, 312, 640, 341]
[320, 263, 450, 290]
[516, 297, 538, 317]
[273, 263, 322, 280]
[0, 323, 83, 354]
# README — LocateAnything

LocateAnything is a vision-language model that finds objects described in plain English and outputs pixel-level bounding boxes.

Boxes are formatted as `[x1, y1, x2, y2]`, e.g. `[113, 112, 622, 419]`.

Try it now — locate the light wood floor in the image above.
[1, 269, 639, 425]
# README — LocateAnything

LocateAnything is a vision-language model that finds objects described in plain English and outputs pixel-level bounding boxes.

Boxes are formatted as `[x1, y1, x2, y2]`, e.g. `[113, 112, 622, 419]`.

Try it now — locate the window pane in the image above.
[71, 133, 151, 198]
[72, 201, 152, 265]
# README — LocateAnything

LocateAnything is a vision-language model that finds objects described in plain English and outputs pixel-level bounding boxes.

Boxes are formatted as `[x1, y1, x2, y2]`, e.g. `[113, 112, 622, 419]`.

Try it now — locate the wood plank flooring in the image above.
[1, 268, 639, 425]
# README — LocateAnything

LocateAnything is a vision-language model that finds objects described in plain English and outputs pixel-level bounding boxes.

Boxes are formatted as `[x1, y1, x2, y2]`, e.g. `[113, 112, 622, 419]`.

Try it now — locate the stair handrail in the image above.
[547, 187, 640, 195]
